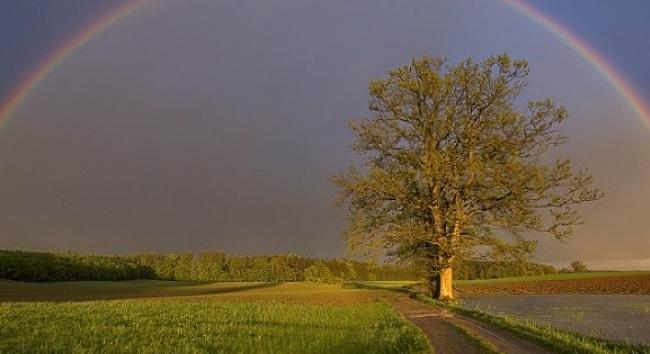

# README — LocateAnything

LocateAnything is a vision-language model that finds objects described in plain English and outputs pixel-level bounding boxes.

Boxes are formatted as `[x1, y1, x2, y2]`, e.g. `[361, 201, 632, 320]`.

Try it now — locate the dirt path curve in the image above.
[390, 296, 554, 354]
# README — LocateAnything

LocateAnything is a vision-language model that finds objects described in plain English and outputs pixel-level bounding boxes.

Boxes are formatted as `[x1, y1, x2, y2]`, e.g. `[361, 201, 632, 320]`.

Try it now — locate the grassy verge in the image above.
[0, 299, 430, 354]
[417, 295, 650, 354]
[447, 322, 502, 354]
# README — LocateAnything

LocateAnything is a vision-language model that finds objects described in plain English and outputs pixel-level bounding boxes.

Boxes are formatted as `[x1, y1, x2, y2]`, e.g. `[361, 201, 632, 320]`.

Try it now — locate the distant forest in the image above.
[0, 250, 556, 283]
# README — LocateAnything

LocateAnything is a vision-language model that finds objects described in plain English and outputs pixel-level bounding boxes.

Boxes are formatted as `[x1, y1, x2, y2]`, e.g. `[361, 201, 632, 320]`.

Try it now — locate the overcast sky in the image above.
[0, 0, 648, 266]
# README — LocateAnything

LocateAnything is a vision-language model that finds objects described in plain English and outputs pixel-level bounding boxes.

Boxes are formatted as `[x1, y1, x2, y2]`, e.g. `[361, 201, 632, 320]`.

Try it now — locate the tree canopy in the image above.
[334, 54, 602, 299]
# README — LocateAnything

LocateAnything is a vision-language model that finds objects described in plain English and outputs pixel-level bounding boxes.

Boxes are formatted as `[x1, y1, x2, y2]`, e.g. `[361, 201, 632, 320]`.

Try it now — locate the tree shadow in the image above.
[343, 281, 420, 297]
[344, 281, 467, 301]
[179, 282, 282, 297]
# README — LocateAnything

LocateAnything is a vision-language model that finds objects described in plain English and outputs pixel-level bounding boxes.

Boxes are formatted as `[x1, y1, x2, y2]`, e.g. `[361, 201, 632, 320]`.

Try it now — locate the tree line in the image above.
[0, 249, 556, 282]
[0, 250, 147, 281]
[127, 252, 423, 283]
[0, 250, 421, 282]
[454, 260, 556, 280]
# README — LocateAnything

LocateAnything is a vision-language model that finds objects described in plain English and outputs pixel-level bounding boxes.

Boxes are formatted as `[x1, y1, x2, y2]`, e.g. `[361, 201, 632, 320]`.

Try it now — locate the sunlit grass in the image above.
[0, 280, 391, 304]
[0, 282, 430, 353]
[0, 298, 430, 354]
[0, 279, 270, 302]
[348, 280, 420, 289]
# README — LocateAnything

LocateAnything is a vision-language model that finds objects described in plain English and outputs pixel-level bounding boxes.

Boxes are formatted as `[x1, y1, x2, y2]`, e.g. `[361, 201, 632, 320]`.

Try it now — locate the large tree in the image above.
[334, 54, 602, 299]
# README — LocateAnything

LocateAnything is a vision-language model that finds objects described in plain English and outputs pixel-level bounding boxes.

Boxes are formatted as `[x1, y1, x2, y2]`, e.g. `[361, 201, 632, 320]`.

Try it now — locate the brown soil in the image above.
[456, 274, 650, 295]
[390, 296, 554, 354]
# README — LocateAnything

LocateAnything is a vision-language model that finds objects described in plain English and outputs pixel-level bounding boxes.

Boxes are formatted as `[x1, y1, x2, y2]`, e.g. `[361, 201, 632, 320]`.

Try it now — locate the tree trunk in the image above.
[427, 273, 440, 298]
[437, 266, 453, 300]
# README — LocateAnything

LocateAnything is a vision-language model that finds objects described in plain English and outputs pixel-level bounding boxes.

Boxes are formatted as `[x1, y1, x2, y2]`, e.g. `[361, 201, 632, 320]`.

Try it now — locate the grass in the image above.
[3, 278, 649, 353]
[348, 280, 420, 290]
[0, 299, 430, 354]
[0, 279, 271, 302]
[448, 322, 501, 354]
[0, 280, 392, 303]
[0, 281, 431, 354]
[456, 271, 650, 285]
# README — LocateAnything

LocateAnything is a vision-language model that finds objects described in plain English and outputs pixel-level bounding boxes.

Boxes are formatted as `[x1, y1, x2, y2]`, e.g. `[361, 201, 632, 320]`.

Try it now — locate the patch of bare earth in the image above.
[390, 296, 553, 354]
[456, 274, 650, 295]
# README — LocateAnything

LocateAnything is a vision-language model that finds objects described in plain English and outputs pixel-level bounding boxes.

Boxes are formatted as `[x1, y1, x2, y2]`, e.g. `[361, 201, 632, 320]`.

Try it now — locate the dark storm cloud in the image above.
[0, 1, 648, 265]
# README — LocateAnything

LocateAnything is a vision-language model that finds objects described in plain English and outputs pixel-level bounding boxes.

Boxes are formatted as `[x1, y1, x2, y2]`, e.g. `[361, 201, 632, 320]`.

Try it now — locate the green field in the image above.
[0, 300, 428, 354]
[0, 281, 429, 354]
[3, 275, 650, 353]
[0, 280, 397, 303]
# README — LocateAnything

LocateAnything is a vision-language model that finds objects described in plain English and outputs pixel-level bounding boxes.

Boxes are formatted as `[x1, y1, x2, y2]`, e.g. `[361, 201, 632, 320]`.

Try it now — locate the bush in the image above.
[570, 261, 588, 273]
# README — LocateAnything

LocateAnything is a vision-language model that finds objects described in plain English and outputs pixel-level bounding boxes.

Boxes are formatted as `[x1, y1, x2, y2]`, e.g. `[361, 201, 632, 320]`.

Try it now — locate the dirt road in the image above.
[390, 296, 554, 354]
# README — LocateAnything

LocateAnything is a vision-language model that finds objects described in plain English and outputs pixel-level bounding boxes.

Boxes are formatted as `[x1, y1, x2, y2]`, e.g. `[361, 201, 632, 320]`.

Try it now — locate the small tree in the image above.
[334, 54, 602, 299]
[304, 261, 340, 283]
[570, 260, 588, 273]
[344, 261, 357, 281]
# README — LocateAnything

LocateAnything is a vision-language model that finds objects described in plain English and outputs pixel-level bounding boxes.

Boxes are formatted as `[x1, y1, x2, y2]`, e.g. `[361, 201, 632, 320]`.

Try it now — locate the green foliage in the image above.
[0, 250, 150, 281]
[0, 249, 423, 282]
[304, 261, 341, 283]
[1, 249, 563, 283]
[1, 249, 561, 283]
[0, 300, 430, 354]
[129, 253, 423, 283]
[570, 260, 588, 273]
[454, 260, 556, 280]
[334, 54, 602, 279]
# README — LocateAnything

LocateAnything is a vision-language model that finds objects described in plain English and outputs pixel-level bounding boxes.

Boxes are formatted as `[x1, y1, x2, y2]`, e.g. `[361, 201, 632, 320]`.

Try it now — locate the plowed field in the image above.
[456, 274, 650, 295]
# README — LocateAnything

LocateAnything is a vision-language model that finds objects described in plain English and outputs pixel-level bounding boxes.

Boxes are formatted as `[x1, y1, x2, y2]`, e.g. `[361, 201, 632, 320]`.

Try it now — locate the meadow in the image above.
[0, 282, 429, 354]
[0, 300, 428, 354]
[2, 274, 650, 353]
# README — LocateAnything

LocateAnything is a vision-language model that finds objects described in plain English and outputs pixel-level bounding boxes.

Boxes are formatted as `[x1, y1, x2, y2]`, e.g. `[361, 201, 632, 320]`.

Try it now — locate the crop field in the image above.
[456, 271, 650, 284]
[455, 272, 650, 295]
[0, 281, 429, 354]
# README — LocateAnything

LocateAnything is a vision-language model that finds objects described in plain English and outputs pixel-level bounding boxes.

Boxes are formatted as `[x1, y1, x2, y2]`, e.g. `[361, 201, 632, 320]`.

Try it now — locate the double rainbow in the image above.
[0, 0, 648, 129]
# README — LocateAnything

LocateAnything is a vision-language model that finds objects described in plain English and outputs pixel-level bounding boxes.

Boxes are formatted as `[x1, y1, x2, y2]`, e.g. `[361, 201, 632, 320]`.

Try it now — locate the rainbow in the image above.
[0, 0, 152, 129]
[0, 0, 648, 129]
[502, 0, 650, 128]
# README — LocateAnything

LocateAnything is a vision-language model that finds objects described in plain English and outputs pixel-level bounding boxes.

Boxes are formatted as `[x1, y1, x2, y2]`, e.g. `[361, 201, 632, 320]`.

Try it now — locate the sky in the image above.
[0, 0, 648, 267]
